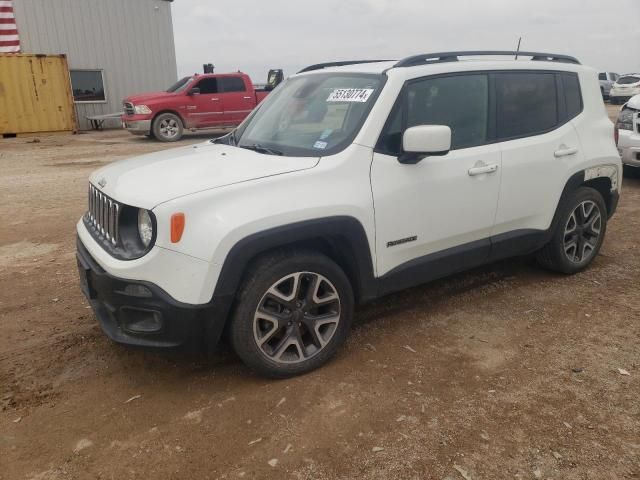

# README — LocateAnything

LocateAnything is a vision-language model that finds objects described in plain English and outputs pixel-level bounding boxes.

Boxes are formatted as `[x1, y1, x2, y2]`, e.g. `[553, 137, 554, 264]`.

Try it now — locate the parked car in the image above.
[615, 94, 640, 172]
[598, 71, 619, 99]
[121, 70, 283, 142]
[78, 51, 621, 378]
[609, 74, 640, 104]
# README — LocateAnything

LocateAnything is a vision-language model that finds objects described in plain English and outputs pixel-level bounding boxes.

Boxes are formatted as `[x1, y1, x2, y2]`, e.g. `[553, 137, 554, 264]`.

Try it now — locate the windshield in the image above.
[166, 76, 193, 93]
[617, 76, 640, 85]
[235, 73, 384, 157]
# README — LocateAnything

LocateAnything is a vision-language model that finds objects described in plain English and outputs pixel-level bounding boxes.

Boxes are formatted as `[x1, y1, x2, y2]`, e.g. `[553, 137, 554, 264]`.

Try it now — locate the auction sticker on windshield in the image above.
[327, 88, 374, 103]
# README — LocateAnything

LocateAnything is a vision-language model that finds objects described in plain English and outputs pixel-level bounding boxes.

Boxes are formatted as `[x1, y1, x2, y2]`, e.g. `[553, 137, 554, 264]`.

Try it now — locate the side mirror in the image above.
[188, 87, 200, 96]
[399, 125, 451, 164]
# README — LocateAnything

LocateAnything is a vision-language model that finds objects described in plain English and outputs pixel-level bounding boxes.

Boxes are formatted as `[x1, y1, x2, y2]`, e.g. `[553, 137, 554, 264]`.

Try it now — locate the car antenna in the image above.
[515, 37, 522, 60]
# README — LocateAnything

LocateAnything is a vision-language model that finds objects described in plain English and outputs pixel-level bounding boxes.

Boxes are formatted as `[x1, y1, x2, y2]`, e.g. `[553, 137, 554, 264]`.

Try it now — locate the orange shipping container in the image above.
[0, 53, 76, 136]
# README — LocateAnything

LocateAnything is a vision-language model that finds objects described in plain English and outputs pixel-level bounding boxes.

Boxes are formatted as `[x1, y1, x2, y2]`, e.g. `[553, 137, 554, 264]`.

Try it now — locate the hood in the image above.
[89, 143, 320, 209]
[124, 91, 175, 104]
[626, 94, 640, 110]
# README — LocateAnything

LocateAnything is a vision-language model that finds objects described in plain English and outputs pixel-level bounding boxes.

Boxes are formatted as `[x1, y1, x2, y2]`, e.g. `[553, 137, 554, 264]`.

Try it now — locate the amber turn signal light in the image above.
[170, 213, 185, 243]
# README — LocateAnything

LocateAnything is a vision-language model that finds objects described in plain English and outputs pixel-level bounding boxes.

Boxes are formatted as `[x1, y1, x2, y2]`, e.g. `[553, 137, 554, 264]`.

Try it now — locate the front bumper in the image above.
[77, 238, 232, 350]
[122, 118, 152, 135]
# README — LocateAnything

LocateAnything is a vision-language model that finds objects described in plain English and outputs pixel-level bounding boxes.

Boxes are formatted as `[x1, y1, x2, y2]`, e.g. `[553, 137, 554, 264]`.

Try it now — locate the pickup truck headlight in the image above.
[138, 209, 154, 247]
[134, 104, 152, 115]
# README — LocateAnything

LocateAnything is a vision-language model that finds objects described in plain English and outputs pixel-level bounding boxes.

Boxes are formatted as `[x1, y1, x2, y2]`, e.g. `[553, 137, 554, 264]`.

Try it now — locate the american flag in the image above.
[0, 0, 20, 53]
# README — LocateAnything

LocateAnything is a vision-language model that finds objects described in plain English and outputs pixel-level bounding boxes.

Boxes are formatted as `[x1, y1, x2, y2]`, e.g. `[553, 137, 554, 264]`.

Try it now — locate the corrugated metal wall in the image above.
[12, 0, 177, 130]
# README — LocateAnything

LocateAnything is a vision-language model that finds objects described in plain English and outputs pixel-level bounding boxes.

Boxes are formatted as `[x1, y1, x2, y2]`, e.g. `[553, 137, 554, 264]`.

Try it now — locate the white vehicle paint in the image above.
[616, 94, 640, 169]
[609, 74, 640, 104]
[76, 51, 621, 376]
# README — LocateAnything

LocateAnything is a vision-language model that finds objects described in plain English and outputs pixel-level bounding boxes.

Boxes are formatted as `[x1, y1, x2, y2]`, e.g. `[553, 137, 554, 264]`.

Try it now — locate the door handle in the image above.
[243, 96, 252, 99]
[468, 164, 498, 176]
[211, 98, 220, 101]
[554, 146, 578, 157]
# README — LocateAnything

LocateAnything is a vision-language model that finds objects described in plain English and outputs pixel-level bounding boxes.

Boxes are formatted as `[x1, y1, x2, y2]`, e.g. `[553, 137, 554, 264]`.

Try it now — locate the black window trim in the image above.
[374, 69, 584, 157]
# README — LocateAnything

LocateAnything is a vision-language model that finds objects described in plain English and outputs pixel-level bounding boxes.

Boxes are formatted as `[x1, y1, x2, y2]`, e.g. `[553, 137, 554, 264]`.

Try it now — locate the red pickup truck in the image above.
[121, 71, 281, 142]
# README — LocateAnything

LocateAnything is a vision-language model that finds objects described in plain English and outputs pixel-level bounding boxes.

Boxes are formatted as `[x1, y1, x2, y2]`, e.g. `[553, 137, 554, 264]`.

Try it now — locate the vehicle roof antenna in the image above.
[515, 37, 522, 60]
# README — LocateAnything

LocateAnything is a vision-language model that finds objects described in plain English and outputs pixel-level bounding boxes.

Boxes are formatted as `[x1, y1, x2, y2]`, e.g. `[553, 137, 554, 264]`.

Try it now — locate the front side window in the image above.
[220, 76, 246, 92]
[196, 78, 219, 94]
[376, 73, 489, 155]
[496, 72, 557, 139]
[406, 74, 489, 150]
[235, 73, 384, 157]
[598, 73, 606, 81]
[70, 70, 106, 102]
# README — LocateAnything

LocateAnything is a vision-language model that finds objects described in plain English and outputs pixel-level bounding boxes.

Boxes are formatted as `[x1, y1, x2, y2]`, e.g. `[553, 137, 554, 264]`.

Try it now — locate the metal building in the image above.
[12, 0, 177, 130]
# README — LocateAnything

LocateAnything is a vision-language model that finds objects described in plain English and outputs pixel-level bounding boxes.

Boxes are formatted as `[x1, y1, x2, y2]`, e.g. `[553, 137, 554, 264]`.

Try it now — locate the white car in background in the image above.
[616, 94, 640, 172]
[610, 74, 640, 104]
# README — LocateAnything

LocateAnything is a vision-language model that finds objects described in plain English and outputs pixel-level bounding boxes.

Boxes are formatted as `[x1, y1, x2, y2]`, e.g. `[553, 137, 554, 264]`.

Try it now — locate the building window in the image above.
[70, 70, 106, 103]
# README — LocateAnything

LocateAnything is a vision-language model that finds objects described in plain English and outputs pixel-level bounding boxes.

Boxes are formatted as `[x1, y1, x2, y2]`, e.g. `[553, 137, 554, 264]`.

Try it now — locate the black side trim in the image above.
[488, 229, 550, 262]
[212, 216, 377, 303]
[377, 238, 491, 297]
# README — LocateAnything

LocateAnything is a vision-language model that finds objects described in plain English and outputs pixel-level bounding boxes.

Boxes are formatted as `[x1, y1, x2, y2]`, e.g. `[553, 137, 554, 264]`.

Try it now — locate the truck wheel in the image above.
[152, 113, 183, 142]
[536, 187, 607, 274]
[229, 250, 354, 378]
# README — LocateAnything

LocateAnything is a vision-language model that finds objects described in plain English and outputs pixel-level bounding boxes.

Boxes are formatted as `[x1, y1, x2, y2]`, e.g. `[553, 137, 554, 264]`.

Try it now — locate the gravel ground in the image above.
[1, 106, 639, 479]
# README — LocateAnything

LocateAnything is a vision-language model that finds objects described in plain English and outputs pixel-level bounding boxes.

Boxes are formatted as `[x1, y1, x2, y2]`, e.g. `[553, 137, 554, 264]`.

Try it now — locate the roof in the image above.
[298, 51, 585, 76]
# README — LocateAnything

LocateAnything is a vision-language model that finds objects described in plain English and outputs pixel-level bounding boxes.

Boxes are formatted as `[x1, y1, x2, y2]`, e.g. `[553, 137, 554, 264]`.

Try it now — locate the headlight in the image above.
[134, 104, 152, 115]
[616, 108, 634, 131]
[137, 209, 154, 247]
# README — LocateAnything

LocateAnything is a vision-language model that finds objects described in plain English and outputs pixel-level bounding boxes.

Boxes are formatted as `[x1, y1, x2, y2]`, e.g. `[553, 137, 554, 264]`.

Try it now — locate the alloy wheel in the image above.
[563, 200, 602, 263]
[159, 118, 179, 138]
[253, 272, 341, 364]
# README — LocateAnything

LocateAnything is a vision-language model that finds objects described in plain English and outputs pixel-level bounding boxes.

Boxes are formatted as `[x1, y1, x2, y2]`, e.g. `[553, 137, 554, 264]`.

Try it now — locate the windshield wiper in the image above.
[239, 143, 283, 156]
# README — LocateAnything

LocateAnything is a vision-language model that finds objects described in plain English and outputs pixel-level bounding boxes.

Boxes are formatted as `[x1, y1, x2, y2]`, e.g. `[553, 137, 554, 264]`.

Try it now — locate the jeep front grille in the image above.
[86, 183, 120, 246]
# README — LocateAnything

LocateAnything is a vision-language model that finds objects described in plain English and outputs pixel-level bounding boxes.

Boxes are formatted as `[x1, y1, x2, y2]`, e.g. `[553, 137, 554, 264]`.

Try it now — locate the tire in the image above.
[152, 113, 183, 142]
[536, 187, 607, 274]
[229, 250, 354, 378]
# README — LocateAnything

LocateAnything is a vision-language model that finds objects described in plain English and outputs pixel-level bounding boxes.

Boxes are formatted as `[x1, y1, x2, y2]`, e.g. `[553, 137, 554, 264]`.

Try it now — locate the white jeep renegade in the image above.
[77, 51, 621, 378]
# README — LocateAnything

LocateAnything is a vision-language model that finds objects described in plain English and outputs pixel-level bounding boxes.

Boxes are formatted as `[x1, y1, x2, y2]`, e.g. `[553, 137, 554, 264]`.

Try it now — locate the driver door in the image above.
[371, 73, 501, 277]
[187, 77, 223, 128]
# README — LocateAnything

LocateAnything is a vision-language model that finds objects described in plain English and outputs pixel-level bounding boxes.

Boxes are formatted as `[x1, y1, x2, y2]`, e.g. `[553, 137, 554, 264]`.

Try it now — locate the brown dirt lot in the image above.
[1, 107, 639, 480]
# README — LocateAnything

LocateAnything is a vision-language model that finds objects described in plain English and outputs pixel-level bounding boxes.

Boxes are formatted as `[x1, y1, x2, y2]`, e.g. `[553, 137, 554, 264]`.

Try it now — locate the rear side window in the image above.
[196, 78, 219, 94]
[561, 73, 583, 120]
[220, 76, 246, 92]
[495, 72, 557, 139]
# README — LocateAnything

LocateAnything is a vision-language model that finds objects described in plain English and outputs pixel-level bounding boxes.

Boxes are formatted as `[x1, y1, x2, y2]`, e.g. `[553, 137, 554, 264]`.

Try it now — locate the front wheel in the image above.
[152, 113, 183, 142]
[229, 250, 354, 378]
[537, 187, 607, 274]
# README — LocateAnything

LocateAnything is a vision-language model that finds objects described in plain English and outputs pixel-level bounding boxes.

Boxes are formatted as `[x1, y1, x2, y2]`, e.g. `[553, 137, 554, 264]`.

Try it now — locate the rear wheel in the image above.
[229, 250, 354, 378]
[152, 113, 183, 142]
[537, 187, 607, 274]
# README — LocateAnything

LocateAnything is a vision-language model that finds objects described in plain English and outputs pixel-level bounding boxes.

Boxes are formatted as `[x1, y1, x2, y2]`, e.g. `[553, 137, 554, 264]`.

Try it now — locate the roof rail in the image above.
[393, 51, 580, 68]
[298, 60, 392, 74]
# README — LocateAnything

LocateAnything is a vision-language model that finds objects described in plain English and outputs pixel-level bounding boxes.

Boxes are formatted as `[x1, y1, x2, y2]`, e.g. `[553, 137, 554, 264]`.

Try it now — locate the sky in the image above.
[171, 0, 640, 81]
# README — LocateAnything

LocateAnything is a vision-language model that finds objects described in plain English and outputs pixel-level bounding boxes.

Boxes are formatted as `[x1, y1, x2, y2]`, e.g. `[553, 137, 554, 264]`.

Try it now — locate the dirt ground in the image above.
[1, 106, 639, 480]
